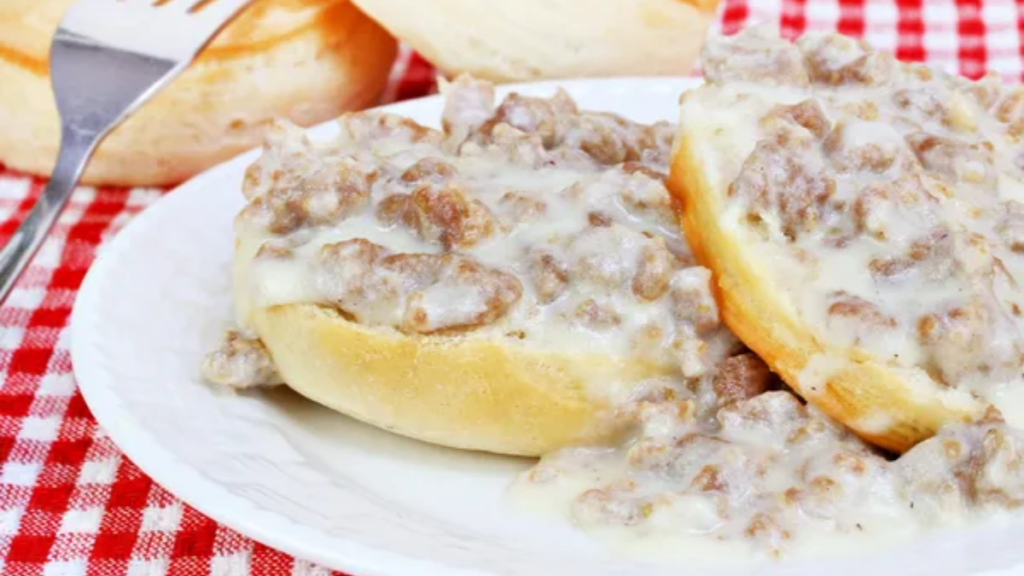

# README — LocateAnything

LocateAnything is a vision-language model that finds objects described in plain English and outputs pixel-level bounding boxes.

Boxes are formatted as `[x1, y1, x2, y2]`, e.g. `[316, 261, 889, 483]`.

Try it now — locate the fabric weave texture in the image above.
[0, 0, 1020, 573]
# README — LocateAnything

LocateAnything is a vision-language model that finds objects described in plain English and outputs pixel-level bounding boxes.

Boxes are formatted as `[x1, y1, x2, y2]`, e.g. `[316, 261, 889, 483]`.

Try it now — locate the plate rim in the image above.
[69, 76, 705, 576]
[70, 73, 1024, 576]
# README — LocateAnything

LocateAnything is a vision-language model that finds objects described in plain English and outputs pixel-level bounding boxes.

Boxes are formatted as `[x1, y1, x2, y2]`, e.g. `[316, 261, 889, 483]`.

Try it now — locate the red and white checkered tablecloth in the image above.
[0, 1, 1021, 574]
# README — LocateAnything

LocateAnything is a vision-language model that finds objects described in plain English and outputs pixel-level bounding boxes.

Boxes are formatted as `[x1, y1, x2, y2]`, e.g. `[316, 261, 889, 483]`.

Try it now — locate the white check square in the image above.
[210, 552, 251, 576]
[77, 458, 119, 485]
[38, 373, 77, 397]
[141, 504, 182, 532]
[42, 560, 87, 576]
[19, 415, 62, 442]
[0, 462, 41, 486]
[127, 559, 169, 576]
[58, 507, 104, 534]
[0, 508, 22, 534]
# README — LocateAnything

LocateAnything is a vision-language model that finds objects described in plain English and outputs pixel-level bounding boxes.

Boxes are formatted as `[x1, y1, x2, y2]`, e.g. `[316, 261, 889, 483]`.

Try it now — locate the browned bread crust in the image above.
[0, 0, 397, 186]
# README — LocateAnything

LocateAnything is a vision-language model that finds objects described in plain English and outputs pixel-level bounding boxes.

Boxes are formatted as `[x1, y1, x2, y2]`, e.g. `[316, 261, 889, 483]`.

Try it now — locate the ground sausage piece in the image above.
[868, 227, 956, 283]
[996, 88, 1024, 124]
[569, 226, 642, 289]
[400, 158, 458, 185]
[632, 121, 677, 173]
[341, 112, 445, 147]
[466, 123, 550, 167]
[745, 512, 791, 556]
[762, 100, 831, 140]
[559, 113, 670, 166]
[690, 465, 729, 493]
[628, 433, 730, 480]
[905, 133, 995, 184]
[893, 88, 948, 124]
[376, 194, 412, 227]
[718, 392, 811, 451]
[798, 33, 895, 86]
[389, 182, 495, 250]
[201, 331, 281, 389]
[972, 427, 1024, 508]
[254, 241, 294, 260]
[633, 241, 676, 301]
[561, 168, 677, 232]
[631, 324, 668, 360]
[867, 256, 915, 281]
[823, 120, 903, 173]
[963, 72, 1004, 111]
[319, 238, 391, 266]
[380, 253, 523, 334]
[317, 239, 397, 320]
[617, 168, 679, 231]
[573, 298, 622, 329]
[316, 240, 521, 334]
[996, 201, 1024, 253]
[530, 251, 570, 304]
[729, 141, 836, 240]
[701, 26, 811, 87]
[851, 183, 892, 240]
[242, 120, 307, 201]
[242, 155, 373, 235]
[827, 292, 897, 328]
[559, 113, 632, 165]
[840, 100, 881, 121]
[669, 267, 720, 335]
[297, 165, 373, 228]
[834, 53, 895, 86]
[469, 91, 668, 167]
[916, 298, 1007, 386]
[623, 121, 674, 165]
[621, 161, 666, 182]
[572, 484, 647, 527]
[441, 75, 495, 144]
[851, 172, 935, 241]
[497, 192, 547, 225]
[898, 423, 1024, 511]
[588, 211, 614, 227]
[476, 90, 578, 148]
[712, 354, 773, 406]
[851, 181, 900, 241]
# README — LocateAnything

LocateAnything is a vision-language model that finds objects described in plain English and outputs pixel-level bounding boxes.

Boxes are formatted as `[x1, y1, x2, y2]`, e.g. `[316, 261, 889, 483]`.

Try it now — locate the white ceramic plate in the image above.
[71, 78, 1024, 576]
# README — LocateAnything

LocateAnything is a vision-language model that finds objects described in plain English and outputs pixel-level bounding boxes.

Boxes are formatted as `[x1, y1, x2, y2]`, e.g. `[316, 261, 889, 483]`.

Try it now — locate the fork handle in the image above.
[0, 127, 99, 305]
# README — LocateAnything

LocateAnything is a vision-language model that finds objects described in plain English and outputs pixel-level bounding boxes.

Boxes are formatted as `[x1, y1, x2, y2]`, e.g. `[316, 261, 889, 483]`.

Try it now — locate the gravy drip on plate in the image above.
[514, 35, 1024, 561]
[692, 27, 1024, 422]
[515, 355, 1024, 559]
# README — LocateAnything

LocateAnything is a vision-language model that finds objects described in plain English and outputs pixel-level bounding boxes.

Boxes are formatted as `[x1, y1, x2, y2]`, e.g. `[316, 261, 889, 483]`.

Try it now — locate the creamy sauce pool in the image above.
[512, 369, 1024, 561]
[239, 155, 688, 358]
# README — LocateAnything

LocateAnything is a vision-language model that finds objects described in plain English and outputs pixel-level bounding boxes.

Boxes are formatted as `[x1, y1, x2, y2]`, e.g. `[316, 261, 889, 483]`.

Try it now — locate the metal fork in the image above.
[0, 0, 254, 305]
